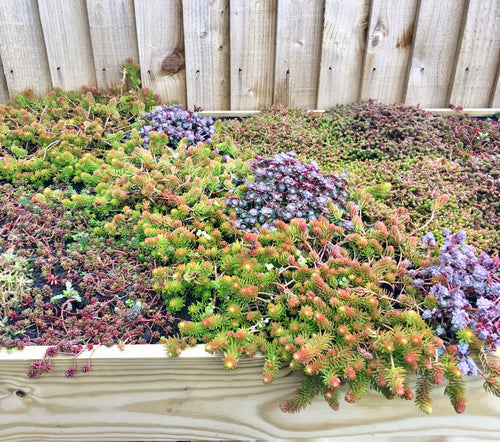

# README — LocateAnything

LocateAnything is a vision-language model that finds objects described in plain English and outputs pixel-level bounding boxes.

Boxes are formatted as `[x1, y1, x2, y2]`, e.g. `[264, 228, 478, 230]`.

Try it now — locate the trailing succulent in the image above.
[324, 100, 500, 162]
[0, 88, 499, 415]
[0, 181, 176, 355]
[172, 207, 475, 414]
[223, 106, 332, 160]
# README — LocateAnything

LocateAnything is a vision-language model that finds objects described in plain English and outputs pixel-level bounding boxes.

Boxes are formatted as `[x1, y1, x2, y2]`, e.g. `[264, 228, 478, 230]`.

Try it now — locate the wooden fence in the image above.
[0, 0, 498, 110]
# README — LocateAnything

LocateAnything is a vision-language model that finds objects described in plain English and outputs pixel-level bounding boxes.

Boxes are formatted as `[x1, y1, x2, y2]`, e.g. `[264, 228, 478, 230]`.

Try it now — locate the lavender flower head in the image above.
[410, 230, 500, 366]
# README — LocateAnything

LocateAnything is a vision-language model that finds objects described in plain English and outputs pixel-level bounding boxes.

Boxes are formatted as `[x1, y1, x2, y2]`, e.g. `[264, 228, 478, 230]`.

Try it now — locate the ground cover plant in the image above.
[223, 102, 499, 252]
[0, 79, 499, 414]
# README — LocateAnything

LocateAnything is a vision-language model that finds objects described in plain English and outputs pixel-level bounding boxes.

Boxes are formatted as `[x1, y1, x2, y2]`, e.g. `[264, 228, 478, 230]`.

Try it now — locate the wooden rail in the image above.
[198, 108, 500, 118]
[1, 345, 500, 440]
[0, 0, 498, 109]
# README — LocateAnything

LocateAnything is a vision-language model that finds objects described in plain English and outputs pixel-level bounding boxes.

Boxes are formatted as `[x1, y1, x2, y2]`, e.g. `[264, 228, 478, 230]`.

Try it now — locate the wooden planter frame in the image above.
[1, 345, 500, 440]
[198, 108, 500, 118]
[1, 107, 499, 440]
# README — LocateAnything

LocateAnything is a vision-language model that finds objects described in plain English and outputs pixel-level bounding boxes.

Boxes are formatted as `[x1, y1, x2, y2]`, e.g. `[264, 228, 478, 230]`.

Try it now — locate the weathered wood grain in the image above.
[0, 55, 9, 103]
[361, 0, 418, 103]
[317, 0, 370, 107]
[87, 0, 139, 90]
[448, 0, 500, 108]
[274, 0, 325, 108]
[230, 0, 277, 110]
[405, 0, 467, 107]
[0, 1, 498, 108]
[0, 0, 51, 97]
[134, 0, 186, 105]
[492, 66, 500, 107]
[0, 345, 499, 441]
[37, 0, 96, 91]
[182, 0, 230, 109]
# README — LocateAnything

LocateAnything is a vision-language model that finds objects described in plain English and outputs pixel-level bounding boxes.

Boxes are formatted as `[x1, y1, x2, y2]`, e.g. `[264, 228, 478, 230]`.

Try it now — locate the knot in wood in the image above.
[161, 52, 185, 75]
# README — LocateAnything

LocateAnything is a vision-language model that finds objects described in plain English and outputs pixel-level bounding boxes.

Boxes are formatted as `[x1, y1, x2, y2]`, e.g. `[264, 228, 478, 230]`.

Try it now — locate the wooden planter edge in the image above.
[199, 108, 500, 117]
[1, 344, 500, 441]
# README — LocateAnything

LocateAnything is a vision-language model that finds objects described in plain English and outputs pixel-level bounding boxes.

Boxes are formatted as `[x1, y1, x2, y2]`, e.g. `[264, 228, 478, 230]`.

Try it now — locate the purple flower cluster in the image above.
[227, 152, 349, 231]
[410, 230, 500, 373]
[138, 104, 215, 149]
[457, 355, 479, 376]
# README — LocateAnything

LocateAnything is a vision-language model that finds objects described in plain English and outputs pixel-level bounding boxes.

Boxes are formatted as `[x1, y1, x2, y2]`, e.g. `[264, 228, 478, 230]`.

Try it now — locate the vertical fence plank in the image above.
[37, 0, 96, 91]
[0, 56, 9, 103]
[492, 67, 500, 107]
[135, 0, 186, 105]
[87, 0, 139, 90]
[448, 0, 500, 108]
[317, 0, 369, 108]
[0, 0, 51, 98]
[183, 0, 229, 110]
[361, 0, 418, 103]
[405, 0, 466, 107]
[274, 0, 325, 108]
[230, 0, 276, 110]
[0, 58, 10, 104]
